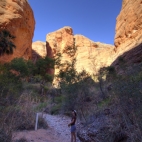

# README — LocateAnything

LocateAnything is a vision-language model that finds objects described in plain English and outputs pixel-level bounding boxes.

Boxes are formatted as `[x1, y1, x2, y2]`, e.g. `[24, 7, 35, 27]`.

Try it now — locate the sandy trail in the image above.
[13, 114, 80, 142]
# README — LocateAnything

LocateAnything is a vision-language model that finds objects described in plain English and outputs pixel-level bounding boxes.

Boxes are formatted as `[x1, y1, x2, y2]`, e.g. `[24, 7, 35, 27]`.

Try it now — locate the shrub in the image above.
[12, 94, 36, 131]
[34, 102, 47, 112]
[50, 104, 62, 115]
[0, 127, 12, 142]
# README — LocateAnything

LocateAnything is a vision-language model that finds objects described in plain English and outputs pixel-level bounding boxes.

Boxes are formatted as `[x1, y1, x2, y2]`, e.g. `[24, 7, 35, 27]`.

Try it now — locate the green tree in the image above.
[55, 39, 94, 121]
[9, 57, 35, 78]
[35, 56, 55, 82]
[0, 30, 16, 56]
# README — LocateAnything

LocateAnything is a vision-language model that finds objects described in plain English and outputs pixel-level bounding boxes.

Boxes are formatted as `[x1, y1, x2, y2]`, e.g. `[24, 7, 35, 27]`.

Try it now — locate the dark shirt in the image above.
[71, 116, 76, 126]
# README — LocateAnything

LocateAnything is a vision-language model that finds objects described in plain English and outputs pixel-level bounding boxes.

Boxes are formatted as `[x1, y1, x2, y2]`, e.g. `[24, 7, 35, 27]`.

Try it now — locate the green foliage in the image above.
[58, 59, 80, 84]
[50, 104, 62, 115]
[54, 96, 63, 103]
[0, 127, 12, 142]
[54, 38, 95, 120]
[0, 67, 22, 100]
[62, 38, 76, 57]
[98, 97, 111, 109]
[0, 30, 16, 56]
[0, 31, 54, 139]
[60, 75, 95, 120]
[10, 58, 33, 77]
[33, 56, 55, 82]
[6, 56, 54, 82]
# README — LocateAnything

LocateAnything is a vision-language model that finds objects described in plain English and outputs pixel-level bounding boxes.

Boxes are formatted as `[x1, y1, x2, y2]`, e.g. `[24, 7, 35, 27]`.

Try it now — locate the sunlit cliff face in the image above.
[45, 26, 114, 76]
[0, 0, 35, 63]
[115, 0, 142, 48]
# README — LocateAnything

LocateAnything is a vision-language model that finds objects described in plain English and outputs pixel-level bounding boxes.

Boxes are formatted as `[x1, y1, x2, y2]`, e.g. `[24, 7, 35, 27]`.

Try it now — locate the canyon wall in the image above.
[113, 0, 142, 66]
[32, 0, 142, 76]
[0, 0, 35, 63]
[46, 26, 114, 75]
[115, 0, 142, 48]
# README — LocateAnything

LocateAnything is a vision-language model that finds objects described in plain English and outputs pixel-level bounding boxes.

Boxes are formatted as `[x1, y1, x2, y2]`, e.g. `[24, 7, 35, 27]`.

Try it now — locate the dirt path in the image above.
[13, 114, 81, 142]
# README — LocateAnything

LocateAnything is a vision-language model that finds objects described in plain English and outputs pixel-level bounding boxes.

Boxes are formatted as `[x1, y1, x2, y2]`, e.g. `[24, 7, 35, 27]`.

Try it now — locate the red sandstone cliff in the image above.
[115, 0, 142, 48]
[112, 0, 142, 66]
[33, 0, 142, 76]
[0, 0, 35, 63]
[46, 26, 114, 75]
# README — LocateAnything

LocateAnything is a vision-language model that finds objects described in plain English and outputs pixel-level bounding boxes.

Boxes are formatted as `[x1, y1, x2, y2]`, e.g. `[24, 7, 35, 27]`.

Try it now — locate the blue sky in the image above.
[28, 0, 122, 45]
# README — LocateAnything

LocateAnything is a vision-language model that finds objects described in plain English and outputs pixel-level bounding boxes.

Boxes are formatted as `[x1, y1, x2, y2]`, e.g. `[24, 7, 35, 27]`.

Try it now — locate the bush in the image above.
[34, 102, 47, 112]
[50, 104, 61, 115]
[0, 127, 12, 142]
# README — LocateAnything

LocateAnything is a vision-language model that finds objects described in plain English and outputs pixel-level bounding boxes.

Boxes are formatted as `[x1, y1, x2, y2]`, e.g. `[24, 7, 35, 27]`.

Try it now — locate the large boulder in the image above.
[0, 0, 35, 63]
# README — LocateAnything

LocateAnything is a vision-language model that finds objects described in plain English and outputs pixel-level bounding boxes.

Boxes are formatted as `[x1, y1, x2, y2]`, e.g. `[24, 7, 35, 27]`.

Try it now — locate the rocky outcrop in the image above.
[115, 0, 142, 48]
[46, 26, 74, 58]
[46, 26, 74, 77]
[46, 26, 114, 75]
[0, 0, 35, 63]
[113, 0, 142, 65]
[75, 35, 114, 74]
[45, 0, 142, 77]
[32, 41, 46, 63]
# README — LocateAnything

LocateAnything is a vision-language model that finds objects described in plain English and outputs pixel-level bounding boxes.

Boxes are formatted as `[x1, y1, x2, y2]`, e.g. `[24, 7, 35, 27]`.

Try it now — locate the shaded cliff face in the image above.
[46, 26, 114, 75]
[113, 0, 142, 66]
[32, 41, 46, 62]
[0, 0, 35, 63]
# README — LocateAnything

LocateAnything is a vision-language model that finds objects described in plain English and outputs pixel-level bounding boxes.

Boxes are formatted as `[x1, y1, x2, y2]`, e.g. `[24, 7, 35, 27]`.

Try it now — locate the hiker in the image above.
[68, 110, 77, 142]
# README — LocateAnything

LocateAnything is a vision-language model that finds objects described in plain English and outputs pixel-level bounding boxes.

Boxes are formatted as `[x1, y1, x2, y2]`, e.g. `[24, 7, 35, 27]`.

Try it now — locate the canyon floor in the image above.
[13, 114, 81, 142]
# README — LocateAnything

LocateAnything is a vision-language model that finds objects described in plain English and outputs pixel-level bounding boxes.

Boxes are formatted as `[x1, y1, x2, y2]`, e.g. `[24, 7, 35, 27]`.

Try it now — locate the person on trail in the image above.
[68, 110, 77, 142]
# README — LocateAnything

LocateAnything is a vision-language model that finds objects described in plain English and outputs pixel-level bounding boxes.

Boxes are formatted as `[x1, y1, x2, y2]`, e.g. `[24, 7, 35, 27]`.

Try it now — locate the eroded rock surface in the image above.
[75, 35, 114, 74]
[0, 0, 35, 63]
[46, 26, 114, 75]
[113, 0, 142, 67]
[32, 41, 46, 62]
[115, 0, 142, 48]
